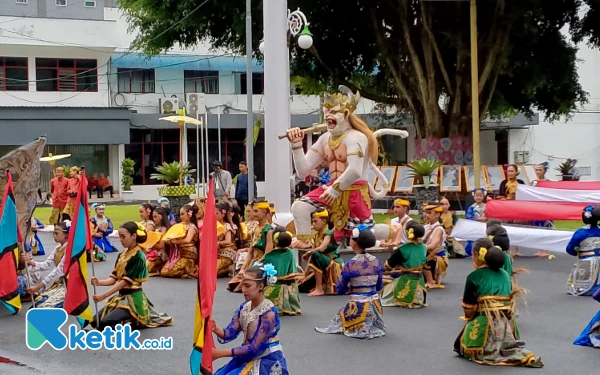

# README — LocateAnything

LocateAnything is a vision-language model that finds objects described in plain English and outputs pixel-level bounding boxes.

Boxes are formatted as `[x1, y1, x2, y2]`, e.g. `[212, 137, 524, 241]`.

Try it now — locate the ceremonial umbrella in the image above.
[40, 153, 71, 171]
[159, 113, 205, 195]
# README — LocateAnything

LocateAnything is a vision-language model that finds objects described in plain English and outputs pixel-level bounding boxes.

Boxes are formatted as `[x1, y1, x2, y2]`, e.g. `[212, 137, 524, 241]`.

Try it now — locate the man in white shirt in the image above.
[211, 161, 232, 201]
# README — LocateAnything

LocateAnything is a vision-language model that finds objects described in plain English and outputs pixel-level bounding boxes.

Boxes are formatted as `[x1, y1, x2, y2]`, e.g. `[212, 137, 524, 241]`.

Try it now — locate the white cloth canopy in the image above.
[451, 219, 573, 252]
[516, 184, 600, 203]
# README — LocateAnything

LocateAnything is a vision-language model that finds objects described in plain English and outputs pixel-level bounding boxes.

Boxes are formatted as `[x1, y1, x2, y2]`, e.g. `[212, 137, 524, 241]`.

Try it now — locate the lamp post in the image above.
[261, 3, 313, 212]
[469, 0, 481, 189]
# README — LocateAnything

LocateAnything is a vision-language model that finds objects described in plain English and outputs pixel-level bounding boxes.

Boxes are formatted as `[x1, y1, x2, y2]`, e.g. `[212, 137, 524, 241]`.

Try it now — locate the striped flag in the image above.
[62, 170, 93, 328]
[190, 178, 218, 375]
[0, 172, 22, 315]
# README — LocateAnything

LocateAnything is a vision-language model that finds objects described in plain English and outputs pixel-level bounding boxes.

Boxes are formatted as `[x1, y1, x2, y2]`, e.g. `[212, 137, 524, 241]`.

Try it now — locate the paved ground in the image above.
[1, 233, 598, 374]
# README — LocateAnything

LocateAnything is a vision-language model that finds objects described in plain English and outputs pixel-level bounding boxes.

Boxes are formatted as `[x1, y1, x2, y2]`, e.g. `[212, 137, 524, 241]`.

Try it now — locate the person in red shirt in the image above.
[97, 173, 114, 198]
[49, 167, 69, 224]
[64, 166, 81, 220]
[88, 173, 98, 199]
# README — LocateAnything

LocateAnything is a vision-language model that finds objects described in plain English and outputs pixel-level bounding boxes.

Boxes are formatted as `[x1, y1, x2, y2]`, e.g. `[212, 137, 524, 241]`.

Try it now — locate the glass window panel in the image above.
[4, 68, 28, 90]
[36, 58, 57, 68]
[4, 57, 27, 67]
[58, 59, 74, 68]
[161, 129, 179, 142]
[75, 59, 97, 69]
[125, 145, 143, 185]
[36, 69, 58, 91]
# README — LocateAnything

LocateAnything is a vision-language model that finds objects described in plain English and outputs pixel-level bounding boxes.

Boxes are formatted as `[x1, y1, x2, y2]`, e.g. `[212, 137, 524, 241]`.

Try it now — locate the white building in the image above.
[509, 43, 600, 180]
[0, 1, 540, 201]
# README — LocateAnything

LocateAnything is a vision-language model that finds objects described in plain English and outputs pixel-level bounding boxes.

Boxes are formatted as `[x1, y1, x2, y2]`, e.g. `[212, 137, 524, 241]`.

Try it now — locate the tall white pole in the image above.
[200, 115, 205, 196]
[196, 123, 200, 197]
[245, 0, 255, 201]
[263, 0, 292, 212]
[205, 113, 210, 195]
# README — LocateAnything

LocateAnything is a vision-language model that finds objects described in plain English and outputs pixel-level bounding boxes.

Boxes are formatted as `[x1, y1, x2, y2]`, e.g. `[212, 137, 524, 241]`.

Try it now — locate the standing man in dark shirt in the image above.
[234, 161, 257, 213]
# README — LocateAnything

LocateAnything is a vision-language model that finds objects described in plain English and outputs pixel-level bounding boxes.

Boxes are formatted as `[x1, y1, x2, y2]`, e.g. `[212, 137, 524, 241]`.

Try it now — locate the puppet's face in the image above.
[323, 105, 351, 138]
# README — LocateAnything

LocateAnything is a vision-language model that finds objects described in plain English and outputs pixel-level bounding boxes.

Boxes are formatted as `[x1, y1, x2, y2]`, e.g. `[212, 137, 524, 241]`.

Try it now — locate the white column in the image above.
[263, 0, 292, 212]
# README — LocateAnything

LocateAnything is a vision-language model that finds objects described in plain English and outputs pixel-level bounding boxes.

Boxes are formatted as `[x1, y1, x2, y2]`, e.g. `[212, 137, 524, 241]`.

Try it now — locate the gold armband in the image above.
[332, 182, 343, 193]
[347, 144, 364, 158]
[292, 145, 303, 151]
[310, 147, 324, 157]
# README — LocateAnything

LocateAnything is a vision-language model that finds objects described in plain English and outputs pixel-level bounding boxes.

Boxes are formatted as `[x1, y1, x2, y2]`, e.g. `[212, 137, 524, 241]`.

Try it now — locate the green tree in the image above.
[120, 0, 592, 138]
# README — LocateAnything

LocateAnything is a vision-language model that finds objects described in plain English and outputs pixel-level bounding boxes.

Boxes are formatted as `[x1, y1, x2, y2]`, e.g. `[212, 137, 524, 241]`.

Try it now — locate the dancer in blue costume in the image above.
[212, 264, 289, 375]
[26, 217, 45, 256]
[315, 225, 385, 339]
[566, 206, 600, 296]
[91, 203, 116, 253]
[574, 287, 600, 347]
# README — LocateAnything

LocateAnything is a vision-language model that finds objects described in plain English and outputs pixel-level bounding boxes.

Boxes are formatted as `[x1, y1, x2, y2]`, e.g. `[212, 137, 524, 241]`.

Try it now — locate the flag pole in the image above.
[19, 243, 36, 308]
[89, 248, 100, 328]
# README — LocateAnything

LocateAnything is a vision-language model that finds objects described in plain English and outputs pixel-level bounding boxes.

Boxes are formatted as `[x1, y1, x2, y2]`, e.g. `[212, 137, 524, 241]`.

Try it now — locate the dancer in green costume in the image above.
[381, 222, 427, 308]
[298, 210, 343, 296]
[91, 222, 172, 330]
[262, 227, 302, 315]
[454, 238, 542, 367]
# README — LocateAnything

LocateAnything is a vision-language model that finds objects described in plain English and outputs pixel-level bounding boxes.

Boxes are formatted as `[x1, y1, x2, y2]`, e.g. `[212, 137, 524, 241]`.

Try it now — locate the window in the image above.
[16, 0, 29, 4]
[56, 0, 67, 6]
[84, 0, 96, 6]
[125, 128, 265, 185]
[0, 57, 28, 91]
[184, 70, 219, 94]
[117, 68, 155, 93]
[35, 58, 98, 92]
[240, 73, 264, 94]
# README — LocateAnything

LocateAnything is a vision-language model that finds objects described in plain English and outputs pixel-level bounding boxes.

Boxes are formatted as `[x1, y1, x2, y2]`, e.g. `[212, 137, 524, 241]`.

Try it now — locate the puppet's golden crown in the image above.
[323, 86, 361, 113]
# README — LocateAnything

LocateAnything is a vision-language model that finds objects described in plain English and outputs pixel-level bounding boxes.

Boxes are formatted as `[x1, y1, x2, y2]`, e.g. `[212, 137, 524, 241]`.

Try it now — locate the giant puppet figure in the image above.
[0, 137, 47, 269]
[286, 87, 408, 247]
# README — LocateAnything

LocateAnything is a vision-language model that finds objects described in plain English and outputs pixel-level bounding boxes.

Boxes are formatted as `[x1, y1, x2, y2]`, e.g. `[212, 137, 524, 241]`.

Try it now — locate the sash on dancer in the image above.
[0, 172, 22, 314]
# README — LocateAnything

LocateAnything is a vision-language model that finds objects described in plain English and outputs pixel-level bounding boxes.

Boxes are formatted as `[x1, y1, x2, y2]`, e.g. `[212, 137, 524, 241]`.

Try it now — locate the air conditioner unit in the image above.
[186, 93, 206, 118]
[159, 98, 178, 114]
[513, 151, 530, 164]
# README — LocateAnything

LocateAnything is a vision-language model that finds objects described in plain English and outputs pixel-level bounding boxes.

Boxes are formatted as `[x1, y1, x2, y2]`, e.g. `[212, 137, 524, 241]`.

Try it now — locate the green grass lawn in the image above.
[33, 205, 582, 232]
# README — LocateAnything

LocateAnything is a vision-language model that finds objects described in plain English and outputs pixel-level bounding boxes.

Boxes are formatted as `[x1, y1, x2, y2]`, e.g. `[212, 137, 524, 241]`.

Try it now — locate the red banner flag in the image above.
[486, 199, 586, 221]
[190, 178, 217, 375]
[62, 170, 93, 327]
[536, 180, 600, 190]
[0, 172, 22, 314]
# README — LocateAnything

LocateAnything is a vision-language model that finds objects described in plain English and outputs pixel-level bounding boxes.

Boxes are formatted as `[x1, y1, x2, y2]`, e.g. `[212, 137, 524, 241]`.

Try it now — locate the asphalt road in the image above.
[1, 233, 598, 375]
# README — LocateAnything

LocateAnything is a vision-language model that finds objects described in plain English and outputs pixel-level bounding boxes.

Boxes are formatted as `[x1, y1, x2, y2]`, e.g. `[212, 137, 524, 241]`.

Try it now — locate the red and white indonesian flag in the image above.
[536, 180, 600, 190]
[515, 184, 600, 203]
[485, 200, 586, 221]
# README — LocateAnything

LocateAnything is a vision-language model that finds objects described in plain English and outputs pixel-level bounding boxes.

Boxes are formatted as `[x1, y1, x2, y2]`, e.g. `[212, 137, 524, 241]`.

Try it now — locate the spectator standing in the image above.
[211, 161, 232, 202]
[234, 161, 257, 213]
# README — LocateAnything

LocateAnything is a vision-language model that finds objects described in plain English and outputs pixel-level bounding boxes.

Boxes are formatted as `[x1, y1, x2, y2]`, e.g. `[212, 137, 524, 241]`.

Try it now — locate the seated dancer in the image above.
[21, 221, 70, 308]
[566, 205, 600, 296]
[422, 203, 448, 289]
[381, 222, 427, 308]
[212, 265, 289, 375]
[574, 288, 600, 348]
[158, 197, 176, 225]
[146, 207, 171, 276]
[440, 197, 466, 258]
[227, 201, 273, 292]
[91, 203, 116, 253]
[464, 188, 488, 257]
[235, 203, 258, 275]
[161, 205, 199, 278]
[454, 239, 543, 367]
[380, 198, 412, 248]
[298, 209, 342, 296]
[315, 225, 385, 339]
[26, 217, 45, 256]
[91, 222, 172, 330]
[262, 227, 302, 316]
[217, 202, 238, 278]
[138, 203, 156, 232]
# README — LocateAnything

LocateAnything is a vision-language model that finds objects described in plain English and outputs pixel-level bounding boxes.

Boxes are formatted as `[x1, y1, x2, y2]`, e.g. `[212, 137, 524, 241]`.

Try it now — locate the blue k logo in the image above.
[26, 308, 69, 350]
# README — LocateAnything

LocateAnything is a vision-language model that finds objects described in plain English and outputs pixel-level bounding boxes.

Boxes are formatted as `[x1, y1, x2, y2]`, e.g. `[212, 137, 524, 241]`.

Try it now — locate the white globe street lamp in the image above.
[259, 8, 313, 54]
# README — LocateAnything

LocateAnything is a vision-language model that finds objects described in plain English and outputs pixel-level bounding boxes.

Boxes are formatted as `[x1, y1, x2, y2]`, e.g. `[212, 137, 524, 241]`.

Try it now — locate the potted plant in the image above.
[407, 158, 443, 216]
[555, 161, 575, 181]
[121, 158, 135, 202]
[151, 161, 197, 221]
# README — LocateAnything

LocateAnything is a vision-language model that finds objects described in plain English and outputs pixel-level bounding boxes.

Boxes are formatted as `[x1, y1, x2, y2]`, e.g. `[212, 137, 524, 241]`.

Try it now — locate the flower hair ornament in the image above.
[472, 188, 487, 197]
[407, 227, 415, 239]
[135, 223, 146, 237]
[352, 223, 371, 239]
[584, 205, 595, 219]
[58, 220, 72, 233]
[252, 262, 278, 285]
[92, 203, 105, 210]
[478, 247, 488, 262]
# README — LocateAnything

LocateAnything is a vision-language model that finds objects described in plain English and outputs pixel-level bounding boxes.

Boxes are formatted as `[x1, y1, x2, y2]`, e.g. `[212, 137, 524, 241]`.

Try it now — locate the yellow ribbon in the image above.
[478, 247, 488, 262]
[407, 227, 415, 239]
[488, 235, 494, 241]
[394, 199, 410, 207]
[313, 210, 329, 218]
[254, 202, 270, 210]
